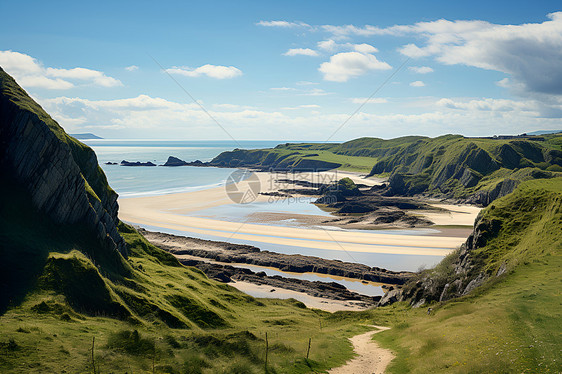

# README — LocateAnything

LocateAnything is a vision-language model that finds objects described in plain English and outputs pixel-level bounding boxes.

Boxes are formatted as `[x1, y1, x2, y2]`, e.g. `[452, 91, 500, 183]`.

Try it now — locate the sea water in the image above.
[85, 140, 281, 197]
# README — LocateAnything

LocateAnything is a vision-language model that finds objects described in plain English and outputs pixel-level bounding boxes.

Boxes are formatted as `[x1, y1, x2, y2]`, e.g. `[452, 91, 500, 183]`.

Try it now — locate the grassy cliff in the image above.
[1, 219, 373, 373]
[369, 178, 562, 373]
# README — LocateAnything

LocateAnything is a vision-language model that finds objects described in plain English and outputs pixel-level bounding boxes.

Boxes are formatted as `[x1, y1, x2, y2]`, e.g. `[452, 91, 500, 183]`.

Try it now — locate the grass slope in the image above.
[369, 178, 562, 373]
[0, 207, 375, 373]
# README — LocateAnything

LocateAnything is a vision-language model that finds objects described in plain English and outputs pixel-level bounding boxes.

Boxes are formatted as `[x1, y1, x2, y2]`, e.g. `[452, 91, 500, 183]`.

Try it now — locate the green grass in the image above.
[370, 254, 561, 373]
[0, 220, 383, 373]
[304, 150, 379, 172]
[367, 178, 562, 373]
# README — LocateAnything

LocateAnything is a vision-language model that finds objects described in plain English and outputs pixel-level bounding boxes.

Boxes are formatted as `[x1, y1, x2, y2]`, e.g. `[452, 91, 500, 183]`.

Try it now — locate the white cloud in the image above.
[353, 43, 378, 54]
[283, 48, 319, 57]
[410, 81, 425, 87]
[0, 50, 122, 89]
[317, 39, 378, 54]
[270, 87, 297, 91]
[35, 92, 562, 139]
[296, 81, 318, 86]
[436, 97, 541, 113]
[409, 66, 433, 74]
[213, 103, 255, 110]
[281, 104, 321, 110]
[125, 65, 139, 72]
[270, 86, 330, 96]
[350, 97, 388, 104]
[46, 67, 121, 87]
[166, 64, 242, 79]
[318, 39, 337, 51]
[17, 75, 74, 90]
[300, 88, 331, 96]
[257, 20, 310, 28]
[398, 13, 562, 95]
[319, 51, 391, 82]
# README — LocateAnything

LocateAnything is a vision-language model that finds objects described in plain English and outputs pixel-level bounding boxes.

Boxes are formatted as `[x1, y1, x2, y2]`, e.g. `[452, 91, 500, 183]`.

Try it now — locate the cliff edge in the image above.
[0, 67, 126, 256]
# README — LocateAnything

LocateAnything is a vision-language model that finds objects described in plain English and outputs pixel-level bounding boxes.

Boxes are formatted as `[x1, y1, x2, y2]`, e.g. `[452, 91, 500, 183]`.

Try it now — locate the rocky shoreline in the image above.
[180, 258, 381, 308]
[138, 228, 414, 308]
[140, 229, 414, 285]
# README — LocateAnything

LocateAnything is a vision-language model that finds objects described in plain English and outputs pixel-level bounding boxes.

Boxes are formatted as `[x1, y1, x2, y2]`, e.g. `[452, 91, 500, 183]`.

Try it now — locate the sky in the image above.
[1, 0, 561, 141]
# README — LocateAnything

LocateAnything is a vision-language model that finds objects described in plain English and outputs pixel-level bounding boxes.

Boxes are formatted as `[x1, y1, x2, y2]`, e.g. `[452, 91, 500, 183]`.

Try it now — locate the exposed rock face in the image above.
[467, 179, 519, 206]
[0, 67, 126, 256]
[385, 212, 502, 307]
[162, 156, 188, 166]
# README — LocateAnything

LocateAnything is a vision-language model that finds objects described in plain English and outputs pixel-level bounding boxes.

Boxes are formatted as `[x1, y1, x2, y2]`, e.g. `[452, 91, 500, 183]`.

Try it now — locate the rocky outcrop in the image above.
[0, 67, 126, 257]
[384, 212, 502, 307]
[467, 179, 520, 206]
[120, 160, 156, 166]
[162, 156, 188, 166]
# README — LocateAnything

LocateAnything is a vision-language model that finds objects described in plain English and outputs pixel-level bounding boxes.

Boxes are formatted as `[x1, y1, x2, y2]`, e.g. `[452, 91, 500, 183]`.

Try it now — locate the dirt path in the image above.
[329, 325, 394, 374]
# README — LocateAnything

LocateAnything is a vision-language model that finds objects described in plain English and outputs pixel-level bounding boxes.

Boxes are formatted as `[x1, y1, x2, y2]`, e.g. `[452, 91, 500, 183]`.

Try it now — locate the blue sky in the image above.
[1, 0, 561, 140]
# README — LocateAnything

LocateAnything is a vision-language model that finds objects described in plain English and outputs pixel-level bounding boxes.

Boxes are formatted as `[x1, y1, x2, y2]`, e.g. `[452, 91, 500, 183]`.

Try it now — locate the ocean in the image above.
[85, 140, 282, 197]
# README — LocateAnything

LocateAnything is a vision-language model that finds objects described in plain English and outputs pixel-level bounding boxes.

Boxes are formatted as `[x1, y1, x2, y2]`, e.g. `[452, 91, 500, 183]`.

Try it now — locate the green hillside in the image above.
[0, 217, 370, 373]
[212, 134, 562, 205]
[369, 178, 562, 373]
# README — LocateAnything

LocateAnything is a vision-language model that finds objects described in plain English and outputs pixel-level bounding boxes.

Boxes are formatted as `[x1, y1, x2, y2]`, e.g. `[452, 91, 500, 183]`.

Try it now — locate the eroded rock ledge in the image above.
[139, 229, 413, 285]
[180, 258, 381, 308]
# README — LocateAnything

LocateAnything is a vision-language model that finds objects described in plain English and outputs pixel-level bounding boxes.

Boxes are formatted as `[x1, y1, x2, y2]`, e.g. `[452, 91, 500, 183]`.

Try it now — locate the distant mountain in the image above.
[525, 130, 562, 135]
[70, 133, 103, 139]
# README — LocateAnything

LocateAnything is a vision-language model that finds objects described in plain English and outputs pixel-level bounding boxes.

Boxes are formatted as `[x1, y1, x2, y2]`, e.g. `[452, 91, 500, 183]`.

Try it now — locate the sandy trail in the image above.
[329, 326, 393, 374]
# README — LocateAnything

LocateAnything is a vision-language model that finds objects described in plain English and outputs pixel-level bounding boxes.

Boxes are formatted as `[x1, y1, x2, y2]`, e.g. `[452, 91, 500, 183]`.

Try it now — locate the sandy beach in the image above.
[230, 281, 370, 312]
[119, 170, 478, 257]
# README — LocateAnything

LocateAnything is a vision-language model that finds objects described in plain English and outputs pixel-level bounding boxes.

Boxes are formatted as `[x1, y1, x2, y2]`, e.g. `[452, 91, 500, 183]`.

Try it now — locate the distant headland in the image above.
[70, 133, 103, 140]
